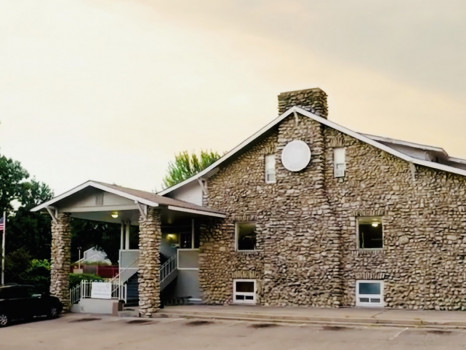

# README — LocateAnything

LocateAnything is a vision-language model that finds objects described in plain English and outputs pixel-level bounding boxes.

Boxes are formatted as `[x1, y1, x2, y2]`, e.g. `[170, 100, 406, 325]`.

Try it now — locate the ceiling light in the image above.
[111, 211, 119, 219]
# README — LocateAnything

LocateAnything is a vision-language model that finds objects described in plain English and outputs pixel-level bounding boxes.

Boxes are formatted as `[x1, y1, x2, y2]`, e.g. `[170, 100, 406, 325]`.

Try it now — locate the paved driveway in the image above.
[1, 314, 466, 350]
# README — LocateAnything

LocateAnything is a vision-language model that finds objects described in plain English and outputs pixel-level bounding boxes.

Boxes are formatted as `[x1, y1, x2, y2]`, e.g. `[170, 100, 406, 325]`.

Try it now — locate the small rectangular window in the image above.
[358, 217, 383, 249]
[265, 154, 276, 183]
[356, 280, 384, 307]
[233, 279, 256, 304]
[334, 148, 346, 177]
[236, 222, 257, 251]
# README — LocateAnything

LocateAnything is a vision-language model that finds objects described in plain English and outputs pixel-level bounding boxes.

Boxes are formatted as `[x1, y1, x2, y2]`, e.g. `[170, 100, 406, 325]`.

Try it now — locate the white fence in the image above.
[70, 280, 127, 305]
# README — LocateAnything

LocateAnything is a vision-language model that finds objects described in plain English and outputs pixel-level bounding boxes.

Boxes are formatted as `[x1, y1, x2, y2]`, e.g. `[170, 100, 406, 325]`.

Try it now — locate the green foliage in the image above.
[4, 247, 32, 283]
[0, 154, 54, 255]
[80, 260, 111, 266]
[162, 150, 221, 189]
[20, 259, 51, 293]
[0, 153, 54, 283]
[69, 273, 104, 288]
[0, 155, 29, 212]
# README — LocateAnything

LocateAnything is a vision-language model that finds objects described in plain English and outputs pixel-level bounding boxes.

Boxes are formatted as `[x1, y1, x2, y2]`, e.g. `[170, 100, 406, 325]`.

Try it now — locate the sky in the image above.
[1, 0, 465, 196]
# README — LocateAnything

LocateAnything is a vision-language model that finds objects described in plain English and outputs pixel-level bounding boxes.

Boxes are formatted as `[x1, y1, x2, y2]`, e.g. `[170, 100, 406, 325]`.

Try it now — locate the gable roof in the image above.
[32, 180, 225, 218]
[159, 106, 466, 196]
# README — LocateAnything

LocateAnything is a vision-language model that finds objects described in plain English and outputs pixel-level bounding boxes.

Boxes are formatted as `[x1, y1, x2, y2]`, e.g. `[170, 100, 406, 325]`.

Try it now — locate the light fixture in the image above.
[111, 211, 119, 219]
[371, 222, 379, 228]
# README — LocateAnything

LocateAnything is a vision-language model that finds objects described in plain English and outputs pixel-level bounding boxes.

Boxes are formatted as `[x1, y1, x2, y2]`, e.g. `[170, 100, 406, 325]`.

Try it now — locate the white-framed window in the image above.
[236, 222, 257, 251]
[356, 280, 384, 307]
[357, 217, 383, 250]
[265, 154, 276, 183]
[334, 148, 346, 177]
[233, 279, 256, 304]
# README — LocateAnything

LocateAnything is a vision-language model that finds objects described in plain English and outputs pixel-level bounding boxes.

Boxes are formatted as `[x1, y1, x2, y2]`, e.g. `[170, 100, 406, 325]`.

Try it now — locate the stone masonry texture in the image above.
[50, 213, 71, 311]
[199, 89, 466, 310]
[138, 207, 161, 317]
[278, 88, 328, 117]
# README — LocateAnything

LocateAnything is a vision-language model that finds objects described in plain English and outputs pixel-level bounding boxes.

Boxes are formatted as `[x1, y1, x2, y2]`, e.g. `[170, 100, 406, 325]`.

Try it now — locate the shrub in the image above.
[69, 273, 104, 288]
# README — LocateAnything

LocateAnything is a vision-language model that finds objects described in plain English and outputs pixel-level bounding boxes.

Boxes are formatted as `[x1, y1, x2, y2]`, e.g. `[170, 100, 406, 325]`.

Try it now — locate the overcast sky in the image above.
[1, 0, 465, 195]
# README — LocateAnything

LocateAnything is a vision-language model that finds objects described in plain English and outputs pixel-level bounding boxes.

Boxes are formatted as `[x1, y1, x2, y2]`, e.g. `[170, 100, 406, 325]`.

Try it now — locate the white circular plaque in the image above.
[281, 140, 311, 172]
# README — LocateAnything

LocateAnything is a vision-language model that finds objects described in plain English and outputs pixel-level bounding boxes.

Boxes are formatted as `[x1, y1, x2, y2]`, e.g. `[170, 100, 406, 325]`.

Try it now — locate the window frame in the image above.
[235, 222, 257, 252]
[233, 279, 257, 304]
[334, 147, 346, 178]
[356, 280, 384, 307]
[265, 154, 276, 184]
[357, 216, 383, 250]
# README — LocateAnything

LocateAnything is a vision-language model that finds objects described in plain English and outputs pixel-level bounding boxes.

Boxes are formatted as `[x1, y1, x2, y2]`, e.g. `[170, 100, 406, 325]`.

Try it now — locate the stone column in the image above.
[50, 213, 71, 311]
[138, 207, 161, 317]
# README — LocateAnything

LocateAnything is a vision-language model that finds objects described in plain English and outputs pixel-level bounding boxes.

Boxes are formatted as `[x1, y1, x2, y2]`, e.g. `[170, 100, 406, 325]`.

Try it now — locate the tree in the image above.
[6, 179, 54, 259]
[162, 150, 221, 189]
[0, 155, 29, 212]
[0, 153, 54, 280]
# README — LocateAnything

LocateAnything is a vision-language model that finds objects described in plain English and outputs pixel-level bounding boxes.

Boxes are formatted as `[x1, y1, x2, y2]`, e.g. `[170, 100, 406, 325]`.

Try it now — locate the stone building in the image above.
[34, 88, 466, 314]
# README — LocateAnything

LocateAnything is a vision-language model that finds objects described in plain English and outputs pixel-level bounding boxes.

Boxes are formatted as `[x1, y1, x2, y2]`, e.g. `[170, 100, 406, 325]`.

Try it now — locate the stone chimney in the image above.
[278, 88, 328, 118]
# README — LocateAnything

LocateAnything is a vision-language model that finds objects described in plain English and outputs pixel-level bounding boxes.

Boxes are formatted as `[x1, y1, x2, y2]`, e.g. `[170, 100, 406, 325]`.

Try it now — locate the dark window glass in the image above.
[358, 220, 383, 249]
[236, 281, 254, 293]
[359, 282, 381, 295]
[237, 223, 256, 251]
[180, 231, 192, 248]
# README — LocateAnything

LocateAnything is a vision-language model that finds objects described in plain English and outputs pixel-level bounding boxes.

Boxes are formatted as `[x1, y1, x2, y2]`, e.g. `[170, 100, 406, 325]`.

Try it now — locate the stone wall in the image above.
[200, 113, 466, 310]
[138, 208, 161, 317]
[50, 213, 71, 311]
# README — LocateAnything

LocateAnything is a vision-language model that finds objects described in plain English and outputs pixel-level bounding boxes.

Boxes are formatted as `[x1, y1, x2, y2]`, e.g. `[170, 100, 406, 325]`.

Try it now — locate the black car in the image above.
[0, 284, 63, 327]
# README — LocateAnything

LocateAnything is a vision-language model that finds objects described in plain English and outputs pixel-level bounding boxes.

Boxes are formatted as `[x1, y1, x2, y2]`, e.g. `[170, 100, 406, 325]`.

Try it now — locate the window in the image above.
[358, 217, 383, 249]
[356, 281, 384, 307]
[236, 222, 257, 251]
[334, 148, 346, 177]
[265, 154, 276, 183]
[233, 279, 256, 304]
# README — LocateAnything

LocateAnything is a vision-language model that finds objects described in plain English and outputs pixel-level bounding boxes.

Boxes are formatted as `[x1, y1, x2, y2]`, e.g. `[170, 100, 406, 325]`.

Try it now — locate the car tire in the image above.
[48, 306, 59, 319]
[0, 313, 9, 327]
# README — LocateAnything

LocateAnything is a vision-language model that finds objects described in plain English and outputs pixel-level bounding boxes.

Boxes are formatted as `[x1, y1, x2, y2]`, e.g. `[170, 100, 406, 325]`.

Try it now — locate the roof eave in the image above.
[158, 108, 297, 196]
[31, 180, 159, 212]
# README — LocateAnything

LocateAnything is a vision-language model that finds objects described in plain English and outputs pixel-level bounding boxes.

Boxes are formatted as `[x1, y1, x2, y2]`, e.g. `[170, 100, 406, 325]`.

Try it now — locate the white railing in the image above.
[160, 255, 177, 290]
[118, 249, 140, 284]
[70, 283, 81, 305]
[69, 280, 127, 305]
[71, 250, 178, 305]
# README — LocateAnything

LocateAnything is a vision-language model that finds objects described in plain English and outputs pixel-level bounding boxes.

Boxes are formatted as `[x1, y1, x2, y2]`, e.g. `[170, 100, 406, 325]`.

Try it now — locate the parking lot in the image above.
[1, 313, 466, 350]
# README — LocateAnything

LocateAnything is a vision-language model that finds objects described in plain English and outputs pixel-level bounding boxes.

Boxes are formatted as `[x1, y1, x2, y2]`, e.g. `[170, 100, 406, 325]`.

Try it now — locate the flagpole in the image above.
[1, 211, 5, 285]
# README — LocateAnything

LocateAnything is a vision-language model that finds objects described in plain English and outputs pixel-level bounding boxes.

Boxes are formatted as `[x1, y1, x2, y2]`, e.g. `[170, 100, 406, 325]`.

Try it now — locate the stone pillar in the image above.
[138, 207, 161, 317]
[50, 213, 71, 311]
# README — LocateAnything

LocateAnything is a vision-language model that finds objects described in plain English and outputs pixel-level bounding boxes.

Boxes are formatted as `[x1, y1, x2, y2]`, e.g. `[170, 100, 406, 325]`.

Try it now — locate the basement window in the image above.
[358, 217, 383, 249]
[334, 148, 346, 177]
[356, 281, 384, 307]
[265, 154, 276, 183]
[233, 279, 256, 304]
[236, 222, 257, 251]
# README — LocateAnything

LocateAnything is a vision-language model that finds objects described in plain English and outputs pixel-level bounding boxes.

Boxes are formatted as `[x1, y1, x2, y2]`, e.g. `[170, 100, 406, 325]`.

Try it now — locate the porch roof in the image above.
[31, 180, 226, 222]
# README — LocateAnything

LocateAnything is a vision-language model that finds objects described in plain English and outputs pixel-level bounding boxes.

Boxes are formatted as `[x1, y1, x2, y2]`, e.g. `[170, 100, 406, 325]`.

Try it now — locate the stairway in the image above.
[124, 254, 178, 306]
[125, 273, 139, 306]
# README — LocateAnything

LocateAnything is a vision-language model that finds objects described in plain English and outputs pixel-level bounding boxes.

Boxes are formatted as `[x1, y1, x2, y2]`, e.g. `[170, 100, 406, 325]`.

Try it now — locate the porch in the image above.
[31, 180, 225, 317]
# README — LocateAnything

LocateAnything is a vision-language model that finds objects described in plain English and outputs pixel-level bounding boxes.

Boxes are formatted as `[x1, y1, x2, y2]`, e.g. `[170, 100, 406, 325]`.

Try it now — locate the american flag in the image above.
[0, 217, 4, 231]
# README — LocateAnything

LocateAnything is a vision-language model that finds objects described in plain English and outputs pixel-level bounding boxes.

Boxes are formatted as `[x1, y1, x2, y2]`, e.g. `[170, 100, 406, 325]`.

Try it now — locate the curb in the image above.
[154, 309, 466, 330]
